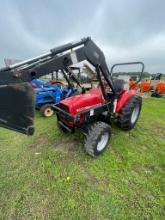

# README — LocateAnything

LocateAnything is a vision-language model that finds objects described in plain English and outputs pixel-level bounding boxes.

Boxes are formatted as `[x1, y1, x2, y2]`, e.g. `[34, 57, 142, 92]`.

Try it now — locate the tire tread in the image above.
[117, 95, 142, 130]
[84, 121, 111, 157]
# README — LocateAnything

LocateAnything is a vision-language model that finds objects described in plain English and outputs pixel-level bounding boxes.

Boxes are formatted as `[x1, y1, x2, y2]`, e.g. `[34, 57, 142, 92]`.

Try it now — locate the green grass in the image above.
[0, 98, 165, 220]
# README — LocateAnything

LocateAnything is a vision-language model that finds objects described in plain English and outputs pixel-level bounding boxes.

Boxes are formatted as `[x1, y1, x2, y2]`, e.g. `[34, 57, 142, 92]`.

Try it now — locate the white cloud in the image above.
[101, 32, 165, 73]
[0, 0, 165, 73]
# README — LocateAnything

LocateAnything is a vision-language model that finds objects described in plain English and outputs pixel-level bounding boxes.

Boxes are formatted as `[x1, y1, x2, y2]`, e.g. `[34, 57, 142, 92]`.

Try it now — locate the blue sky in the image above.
[0, 0, 165, 73]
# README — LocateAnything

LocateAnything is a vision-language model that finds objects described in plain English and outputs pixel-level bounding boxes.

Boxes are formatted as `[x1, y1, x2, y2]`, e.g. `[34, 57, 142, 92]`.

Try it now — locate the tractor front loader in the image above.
[0, 37, 144, 157]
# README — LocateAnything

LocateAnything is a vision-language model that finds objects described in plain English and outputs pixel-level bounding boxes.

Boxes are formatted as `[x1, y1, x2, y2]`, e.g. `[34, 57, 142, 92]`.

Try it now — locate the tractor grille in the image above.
[57, 103, 69, 113]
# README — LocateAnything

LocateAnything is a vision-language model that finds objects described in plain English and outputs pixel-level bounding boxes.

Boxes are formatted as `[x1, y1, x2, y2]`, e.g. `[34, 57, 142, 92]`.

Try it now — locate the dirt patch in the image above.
[54, 137, 81, 154]
[155, 127, 165, 138]
[30, 134, 49, 149]
[132, 163, 165, 173]
[151, 124, 165, 139]
[85, 172, 98, 186]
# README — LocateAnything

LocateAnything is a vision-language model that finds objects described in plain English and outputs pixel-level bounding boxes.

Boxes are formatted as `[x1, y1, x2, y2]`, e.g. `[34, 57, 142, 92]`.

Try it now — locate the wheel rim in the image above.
[131, 104, 139, 124]
[97, 132, 109, 152]
[44, 107, 54, 117]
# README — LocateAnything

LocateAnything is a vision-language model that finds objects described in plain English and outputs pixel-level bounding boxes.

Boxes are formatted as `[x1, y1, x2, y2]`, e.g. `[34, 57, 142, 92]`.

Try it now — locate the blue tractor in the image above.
[31, 79, 80, 117]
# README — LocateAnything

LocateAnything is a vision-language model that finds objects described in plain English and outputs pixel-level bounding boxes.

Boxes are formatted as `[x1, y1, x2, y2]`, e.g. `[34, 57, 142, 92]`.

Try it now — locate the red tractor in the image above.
[0, 37, 144, 157]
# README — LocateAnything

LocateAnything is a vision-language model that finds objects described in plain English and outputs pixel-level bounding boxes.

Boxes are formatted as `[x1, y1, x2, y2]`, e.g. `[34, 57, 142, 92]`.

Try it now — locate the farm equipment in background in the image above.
[151, 73, 162, 80]
[137, 73, 165, 97]
[139, 80, 152, 92]
[31, 79, 80, 117]
[138, 74, 158, 93]
[0, 37, 144, 157]
[150, 73, 165, 97]
[151, 81, 165, 97]
[31, 78, 51, 88]
[129, 79, 138, 90]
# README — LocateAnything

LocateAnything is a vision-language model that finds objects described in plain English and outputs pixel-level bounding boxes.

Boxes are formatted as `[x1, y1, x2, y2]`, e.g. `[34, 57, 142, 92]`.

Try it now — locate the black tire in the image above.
[35, 105, 40, 110]
[117, 95, 142, 130]
[84, 121, 111, 157]
[40, 104, 54, 117]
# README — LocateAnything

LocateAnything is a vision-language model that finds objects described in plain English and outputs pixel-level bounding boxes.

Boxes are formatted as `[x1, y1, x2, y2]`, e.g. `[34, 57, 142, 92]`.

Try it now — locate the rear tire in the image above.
[117, 95, 142, 130]
[84, 121, 111, 157]
[40, 104, 54, 117]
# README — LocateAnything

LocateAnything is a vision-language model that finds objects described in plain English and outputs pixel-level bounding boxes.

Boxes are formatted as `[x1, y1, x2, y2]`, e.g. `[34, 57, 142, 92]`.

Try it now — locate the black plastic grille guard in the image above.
[53, 105, 76, 122]
[53, 101, 112, 123]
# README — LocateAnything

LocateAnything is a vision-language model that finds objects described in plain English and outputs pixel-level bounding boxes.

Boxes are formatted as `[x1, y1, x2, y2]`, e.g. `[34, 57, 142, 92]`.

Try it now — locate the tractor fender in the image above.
[116, 90, 137, 113]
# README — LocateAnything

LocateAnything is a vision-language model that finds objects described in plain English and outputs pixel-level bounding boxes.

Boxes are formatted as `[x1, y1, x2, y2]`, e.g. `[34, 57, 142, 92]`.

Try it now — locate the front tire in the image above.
[117, 95, 142, 130]
[40, 104, 54, 117]
[84, 121, 111, 157]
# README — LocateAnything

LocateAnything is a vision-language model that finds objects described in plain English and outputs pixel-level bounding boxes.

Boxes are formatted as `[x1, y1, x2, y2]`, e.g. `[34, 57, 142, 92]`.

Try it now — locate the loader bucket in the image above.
[0, 82, 35, 135]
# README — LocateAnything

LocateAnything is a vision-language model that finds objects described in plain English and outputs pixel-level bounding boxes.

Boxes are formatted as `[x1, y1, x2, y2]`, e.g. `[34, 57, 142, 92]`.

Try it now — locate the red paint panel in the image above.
[60, 88, 104, 115]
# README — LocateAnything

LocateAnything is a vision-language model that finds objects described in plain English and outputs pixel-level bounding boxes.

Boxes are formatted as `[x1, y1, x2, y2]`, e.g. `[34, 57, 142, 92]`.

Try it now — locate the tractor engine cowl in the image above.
[59, 88, 105, 115]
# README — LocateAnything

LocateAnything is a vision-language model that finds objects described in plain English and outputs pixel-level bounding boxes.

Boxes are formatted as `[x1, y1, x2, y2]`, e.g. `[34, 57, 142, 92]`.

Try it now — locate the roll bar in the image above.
[110, 61, 145, 84]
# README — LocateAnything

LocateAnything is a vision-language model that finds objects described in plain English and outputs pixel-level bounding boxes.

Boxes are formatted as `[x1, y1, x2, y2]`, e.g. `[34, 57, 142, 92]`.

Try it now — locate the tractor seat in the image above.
[113, 79, 125, 94]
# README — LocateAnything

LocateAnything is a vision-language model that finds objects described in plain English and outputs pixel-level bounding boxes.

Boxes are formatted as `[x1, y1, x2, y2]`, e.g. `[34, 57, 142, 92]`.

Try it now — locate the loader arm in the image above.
[0, 37, 115, 134]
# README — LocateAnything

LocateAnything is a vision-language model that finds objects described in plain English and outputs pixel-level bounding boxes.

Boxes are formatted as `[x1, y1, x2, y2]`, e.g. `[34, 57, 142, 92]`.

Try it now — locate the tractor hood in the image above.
[60, 88, 104, 115]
